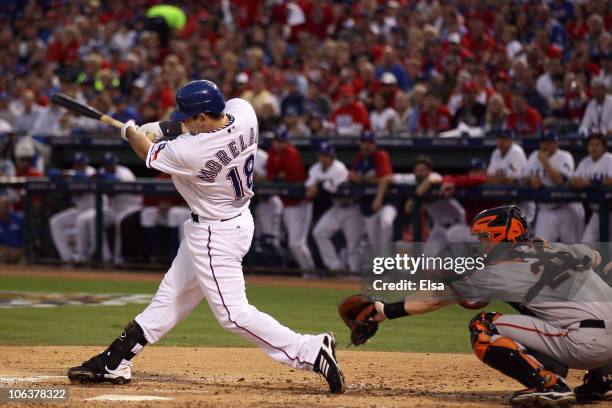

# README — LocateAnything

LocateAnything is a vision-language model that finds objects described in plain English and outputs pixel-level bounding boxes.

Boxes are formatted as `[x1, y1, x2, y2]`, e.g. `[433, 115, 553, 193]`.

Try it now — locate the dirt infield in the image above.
[0, 346, 610, 408]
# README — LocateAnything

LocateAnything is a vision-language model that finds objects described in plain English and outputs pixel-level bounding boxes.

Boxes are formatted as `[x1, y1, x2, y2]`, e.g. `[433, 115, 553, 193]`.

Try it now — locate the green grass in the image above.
[0, 275, 514, 353]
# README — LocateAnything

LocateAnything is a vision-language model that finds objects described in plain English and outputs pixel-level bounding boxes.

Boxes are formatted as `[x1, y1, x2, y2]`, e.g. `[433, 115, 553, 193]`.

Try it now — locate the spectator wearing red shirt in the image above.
[350, 132, 395, 256]
[266, 131, 314, 271]
[507, 87, 543, 136]
[418, 91, 453, 136]
[331, 85, 370, 136]
[461, 13, 496, 62]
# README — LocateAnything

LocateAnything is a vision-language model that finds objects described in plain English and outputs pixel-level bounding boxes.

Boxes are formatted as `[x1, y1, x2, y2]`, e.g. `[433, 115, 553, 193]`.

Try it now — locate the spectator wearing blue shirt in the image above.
[112, 96, 142, 124]
[280, 76, 305, 117]
[0, 194, 24, 263]
[375, 46, 410, 91]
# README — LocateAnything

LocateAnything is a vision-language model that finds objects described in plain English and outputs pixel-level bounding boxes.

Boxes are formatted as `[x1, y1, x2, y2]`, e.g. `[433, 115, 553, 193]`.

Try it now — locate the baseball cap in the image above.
[338, 85, 354, 97]
[380, 72, 397, 85]
[495, 128, 516, 139]
[317, 142, 336, 157]
[448, 32, 461, 44]
[284, 106, 299, 117]
[72, 151, 89, 164]
[235, 72, 249, 84]
[361, 131, 377, 143]
[470, 158, 487, 171]
[103, 151, 119, 165]
[273, 130, 289, 141]
[462, 81, 478, 93]
[539, 129, 558, 143]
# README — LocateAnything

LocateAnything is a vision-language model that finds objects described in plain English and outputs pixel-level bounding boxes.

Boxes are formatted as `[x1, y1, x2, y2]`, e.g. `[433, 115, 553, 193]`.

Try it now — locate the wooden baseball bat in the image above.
[51, 93, 158, 141]
[51, 93, 124, 129]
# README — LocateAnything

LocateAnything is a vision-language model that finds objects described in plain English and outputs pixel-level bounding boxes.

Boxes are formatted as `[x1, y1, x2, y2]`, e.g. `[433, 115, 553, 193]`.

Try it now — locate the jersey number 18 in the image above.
[226, 154, 255, 200]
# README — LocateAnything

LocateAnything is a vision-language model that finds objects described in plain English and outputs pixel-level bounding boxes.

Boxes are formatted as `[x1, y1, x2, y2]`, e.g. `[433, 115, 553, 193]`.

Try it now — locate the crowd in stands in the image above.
[0, 0, 611, 269]
[0, 0, 610, 142]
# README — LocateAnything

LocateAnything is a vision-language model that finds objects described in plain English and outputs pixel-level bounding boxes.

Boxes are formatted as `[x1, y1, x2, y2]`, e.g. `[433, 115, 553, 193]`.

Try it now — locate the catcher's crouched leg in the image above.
[469, 312, 574, 407]
[68, 320, 148, 384]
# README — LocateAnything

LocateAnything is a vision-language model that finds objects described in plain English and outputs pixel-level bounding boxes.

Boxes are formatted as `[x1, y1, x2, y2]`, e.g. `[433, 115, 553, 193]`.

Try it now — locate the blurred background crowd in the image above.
[0, 0, 611, 140]
[0, 0, 610, 274]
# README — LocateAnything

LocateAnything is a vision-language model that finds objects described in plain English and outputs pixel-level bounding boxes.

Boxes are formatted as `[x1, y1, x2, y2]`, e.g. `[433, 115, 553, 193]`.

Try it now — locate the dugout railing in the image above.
[12, 179, 612, 267]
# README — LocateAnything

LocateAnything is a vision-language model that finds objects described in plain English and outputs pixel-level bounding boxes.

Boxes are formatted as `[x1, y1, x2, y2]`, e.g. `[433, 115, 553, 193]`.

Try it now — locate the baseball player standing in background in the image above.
[49, 152, 96, 263]
[68, 80, 345, 393]
[266, 131, 315, 271]
[569, 131, 612, 242]
[373, 155, 466, 256]
[486, 129, 535, 224]
[350, 132, 395, 256]
[309, 142, 363, 275]
[97, 152, 143, 264]
[254, 147, 283, 253]
[526, 130, 584, 242]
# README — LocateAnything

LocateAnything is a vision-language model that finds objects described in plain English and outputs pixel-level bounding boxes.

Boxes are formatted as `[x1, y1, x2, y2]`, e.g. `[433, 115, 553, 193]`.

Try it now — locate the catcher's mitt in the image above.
[338, 294, 379, 346]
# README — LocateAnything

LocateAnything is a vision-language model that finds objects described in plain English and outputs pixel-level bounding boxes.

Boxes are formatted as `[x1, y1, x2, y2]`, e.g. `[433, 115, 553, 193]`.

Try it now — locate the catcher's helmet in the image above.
[471, 205, 528, 243]
[174, 80, 225, 121]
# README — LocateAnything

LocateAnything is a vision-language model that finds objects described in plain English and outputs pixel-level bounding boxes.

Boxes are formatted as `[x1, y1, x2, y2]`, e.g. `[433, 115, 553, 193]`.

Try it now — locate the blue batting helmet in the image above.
[174, 80, 225, 121]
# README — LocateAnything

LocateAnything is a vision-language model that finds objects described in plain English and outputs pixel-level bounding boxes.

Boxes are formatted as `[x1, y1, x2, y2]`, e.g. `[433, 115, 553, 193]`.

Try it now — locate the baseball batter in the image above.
[309, 142, 363, 274]
[67, 80, 345, 393]
[569, 132, 612, 242]
[368, 205, 612, 407]
[526, 131, 584, 242]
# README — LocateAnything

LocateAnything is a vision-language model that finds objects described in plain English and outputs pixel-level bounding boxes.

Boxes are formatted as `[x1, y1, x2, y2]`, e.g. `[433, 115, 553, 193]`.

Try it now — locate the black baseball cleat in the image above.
[574, 370, 612, 402]
[67, 351, 132, 385]
[313, 332, 345, 394]
[510, 380, 575, 407]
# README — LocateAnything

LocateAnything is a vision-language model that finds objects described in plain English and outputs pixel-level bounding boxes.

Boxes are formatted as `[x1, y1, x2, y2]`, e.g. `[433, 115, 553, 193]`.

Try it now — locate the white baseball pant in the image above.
[50, 207, 82, 261]
[74, 207, 114, 262]
[282, 201, 315, 271]
[312, 204, 363, 273]
[140, 206, 191, 240]
[255, 195, 283, 248]
[364, 204, 397, 256]
[113, 204, 143, 264]
[135, 212, 324, 370]
[534, 205, 585, 243]
[582, 212, 612, 243]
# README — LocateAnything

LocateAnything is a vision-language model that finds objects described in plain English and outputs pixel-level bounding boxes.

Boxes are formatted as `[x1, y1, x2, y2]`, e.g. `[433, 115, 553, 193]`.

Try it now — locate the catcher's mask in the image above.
[470, 205, 528, 245]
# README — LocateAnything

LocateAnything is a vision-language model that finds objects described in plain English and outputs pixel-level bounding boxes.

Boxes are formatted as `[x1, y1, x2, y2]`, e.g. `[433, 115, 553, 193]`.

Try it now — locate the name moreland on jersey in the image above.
[145, 98, 259, 220]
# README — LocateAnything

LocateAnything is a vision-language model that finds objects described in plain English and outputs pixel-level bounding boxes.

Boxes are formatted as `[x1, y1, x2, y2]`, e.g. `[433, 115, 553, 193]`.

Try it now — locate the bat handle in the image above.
[100, 114, 125, 129]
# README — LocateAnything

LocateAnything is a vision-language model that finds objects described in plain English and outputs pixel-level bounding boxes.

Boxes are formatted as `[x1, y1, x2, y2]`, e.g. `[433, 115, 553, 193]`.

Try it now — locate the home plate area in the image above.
[1, 346, 611, 407]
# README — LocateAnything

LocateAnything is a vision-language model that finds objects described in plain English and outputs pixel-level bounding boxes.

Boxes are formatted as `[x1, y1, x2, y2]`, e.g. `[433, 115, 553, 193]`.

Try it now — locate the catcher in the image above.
[339, 205, 612, 407]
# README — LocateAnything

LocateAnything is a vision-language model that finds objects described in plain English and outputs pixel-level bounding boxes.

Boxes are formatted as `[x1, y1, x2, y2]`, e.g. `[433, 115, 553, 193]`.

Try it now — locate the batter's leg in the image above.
[68, 237, 205, 384]
[534, 208, 560, 242]
[283, 202, 315, 271]
[50, 207, 80, 261]
[185, 215, 326, 371]
[312, 207, 344, 271]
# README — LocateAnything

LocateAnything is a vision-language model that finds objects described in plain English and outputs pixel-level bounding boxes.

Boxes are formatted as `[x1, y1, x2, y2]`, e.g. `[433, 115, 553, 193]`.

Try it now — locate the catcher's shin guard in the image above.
[469, 312, 561, 389]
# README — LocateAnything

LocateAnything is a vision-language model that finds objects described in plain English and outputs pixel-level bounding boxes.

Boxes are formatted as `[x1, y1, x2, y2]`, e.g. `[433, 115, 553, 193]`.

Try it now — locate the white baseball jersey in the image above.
[305, 159, 349, 193]
[527, 148, 578, 212]
[574, 152, 612, 210]
[255, 149, 268, 178]
[69, 166, 96, 210]
[146, 98, 259, 220]
[393, 172, 466, 226]
[99, 165, 142, 212]
[487, 142, 527, 179]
